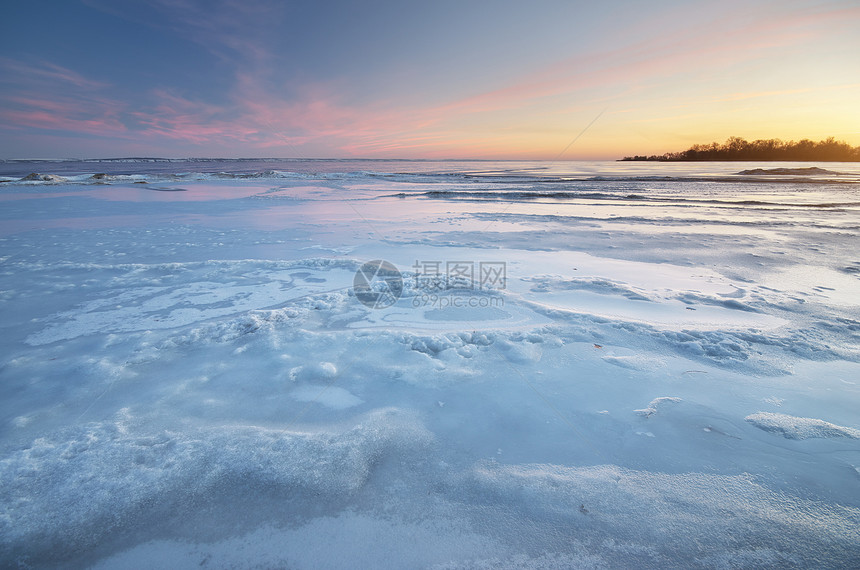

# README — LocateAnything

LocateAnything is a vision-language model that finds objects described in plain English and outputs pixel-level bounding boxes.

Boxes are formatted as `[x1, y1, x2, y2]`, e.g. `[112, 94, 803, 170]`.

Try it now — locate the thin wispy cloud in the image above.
[84, 0, 281, 65]
[0, 58, 126, 138]
[0, 58, 110, 91]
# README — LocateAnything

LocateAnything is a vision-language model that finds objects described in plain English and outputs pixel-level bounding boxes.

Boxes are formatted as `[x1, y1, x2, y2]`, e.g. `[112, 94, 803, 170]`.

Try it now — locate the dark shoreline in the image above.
[618, 158, 860, 162]
[621, 136, 860, 162]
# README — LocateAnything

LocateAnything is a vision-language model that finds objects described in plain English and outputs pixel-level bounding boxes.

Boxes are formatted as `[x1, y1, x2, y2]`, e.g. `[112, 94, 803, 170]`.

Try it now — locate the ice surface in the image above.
[1, 160, 859, 568]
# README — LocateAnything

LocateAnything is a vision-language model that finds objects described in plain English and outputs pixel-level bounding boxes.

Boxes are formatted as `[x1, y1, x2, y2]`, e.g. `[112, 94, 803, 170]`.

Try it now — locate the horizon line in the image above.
[0, 156, 622, 163]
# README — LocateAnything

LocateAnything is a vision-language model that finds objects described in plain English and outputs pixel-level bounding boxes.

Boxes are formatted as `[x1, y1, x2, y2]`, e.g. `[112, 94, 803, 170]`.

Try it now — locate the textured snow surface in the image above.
[746, 412, 860, 440]
[1, 161, 859, 568]
[0, 409, 432, 560]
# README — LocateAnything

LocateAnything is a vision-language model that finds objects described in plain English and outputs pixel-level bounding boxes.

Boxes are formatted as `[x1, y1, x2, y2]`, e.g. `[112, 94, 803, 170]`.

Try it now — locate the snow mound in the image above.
[289, 361, 338, 382]
[745, 412, 860, 440]
[634, 397, 682, 417]
[0, 408, 433, 562]
[602, 354, 666, 371]
[402, 331, 495, 357]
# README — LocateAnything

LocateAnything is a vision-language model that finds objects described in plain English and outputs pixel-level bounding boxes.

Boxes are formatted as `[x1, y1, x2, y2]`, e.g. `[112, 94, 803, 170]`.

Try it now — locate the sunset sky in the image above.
[2, 0, 858, 159]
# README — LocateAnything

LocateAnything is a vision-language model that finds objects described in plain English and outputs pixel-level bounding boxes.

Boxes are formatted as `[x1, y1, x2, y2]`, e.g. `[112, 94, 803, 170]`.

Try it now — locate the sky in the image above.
[1, 0, 858, 159]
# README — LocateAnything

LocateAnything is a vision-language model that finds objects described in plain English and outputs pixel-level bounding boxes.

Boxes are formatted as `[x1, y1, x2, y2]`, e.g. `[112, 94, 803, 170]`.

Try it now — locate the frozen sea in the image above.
[0, 159, 858, 568]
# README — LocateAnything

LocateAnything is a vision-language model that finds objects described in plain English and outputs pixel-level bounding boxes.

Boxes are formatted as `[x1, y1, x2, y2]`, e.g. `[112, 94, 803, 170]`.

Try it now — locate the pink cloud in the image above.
[1, 109, 126, 136]
[0, 57, 128, 140]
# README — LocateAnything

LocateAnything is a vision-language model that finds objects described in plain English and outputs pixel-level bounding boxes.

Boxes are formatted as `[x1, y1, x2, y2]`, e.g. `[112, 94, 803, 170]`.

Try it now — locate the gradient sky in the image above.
[1, 0, 858, 159]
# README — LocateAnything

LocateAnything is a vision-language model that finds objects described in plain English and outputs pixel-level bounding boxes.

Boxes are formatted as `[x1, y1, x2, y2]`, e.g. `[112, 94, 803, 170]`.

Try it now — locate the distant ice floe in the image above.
[3, 161, 857, 188]
[19, 172, 68, 182]
[736, 167, 843, 176]
[745, 412, 860, 440]
[1, 170, 296, 186]
[0, 169, 437, 187]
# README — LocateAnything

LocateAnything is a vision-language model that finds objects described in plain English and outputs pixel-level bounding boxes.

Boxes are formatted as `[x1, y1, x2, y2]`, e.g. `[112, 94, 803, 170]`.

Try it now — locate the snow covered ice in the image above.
[1, 159, 859, 568]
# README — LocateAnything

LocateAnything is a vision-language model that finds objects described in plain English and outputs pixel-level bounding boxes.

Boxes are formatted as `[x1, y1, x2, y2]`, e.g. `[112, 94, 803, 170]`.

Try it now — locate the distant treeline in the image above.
[621, 137, 860, 162]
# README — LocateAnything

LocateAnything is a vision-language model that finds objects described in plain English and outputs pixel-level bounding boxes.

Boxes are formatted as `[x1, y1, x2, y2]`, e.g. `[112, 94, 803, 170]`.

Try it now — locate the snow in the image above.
[634, 396, 682, 417]
[1, 160, 859, 568]
[745, 412, 860, 440]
